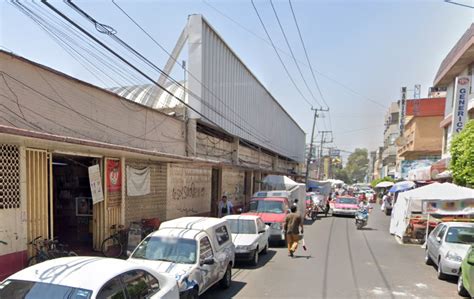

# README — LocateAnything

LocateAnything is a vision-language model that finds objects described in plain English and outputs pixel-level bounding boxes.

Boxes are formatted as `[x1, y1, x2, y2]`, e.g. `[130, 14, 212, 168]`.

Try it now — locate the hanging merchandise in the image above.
[88, 164, 104, 204]
[126, 166, 151, 196]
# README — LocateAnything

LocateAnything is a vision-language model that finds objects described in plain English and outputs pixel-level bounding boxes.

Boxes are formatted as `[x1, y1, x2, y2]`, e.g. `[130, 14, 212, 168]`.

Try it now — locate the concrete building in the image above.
[367, 150, 377, 182]
[381, 102, 399, 178]
[373, 147, 384, 180]
[433, 24, 474, 159]
[0, 15, 305, 279]
[396, 98, 445, 179]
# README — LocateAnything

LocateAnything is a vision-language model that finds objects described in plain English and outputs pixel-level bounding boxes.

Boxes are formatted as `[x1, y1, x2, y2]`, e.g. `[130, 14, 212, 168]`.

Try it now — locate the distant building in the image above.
[381, 102, 399, 178]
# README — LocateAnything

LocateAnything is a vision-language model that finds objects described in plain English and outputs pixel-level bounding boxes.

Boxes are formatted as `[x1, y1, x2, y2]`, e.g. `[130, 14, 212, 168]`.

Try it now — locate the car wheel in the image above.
[424, 249, 433, 265]
[457, 271, 470, 297]
[437, 259, 447, 280]
[262, 243, 268, 254]
[220, 264, 231, 289]
[251, 248, 259, 266]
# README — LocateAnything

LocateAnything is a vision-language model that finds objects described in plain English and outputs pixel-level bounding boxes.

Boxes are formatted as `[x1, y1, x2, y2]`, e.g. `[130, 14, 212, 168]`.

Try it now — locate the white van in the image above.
[128, 217, 235, 298]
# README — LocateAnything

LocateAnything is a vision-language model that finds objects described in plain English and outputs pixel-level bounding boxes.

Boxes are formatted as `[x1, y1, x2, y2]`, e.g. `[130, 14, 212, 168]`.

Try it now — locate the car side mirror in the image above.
[126, 250, 131, 257]
[435, 237, 441, 243]
[201, 257, 215, 266]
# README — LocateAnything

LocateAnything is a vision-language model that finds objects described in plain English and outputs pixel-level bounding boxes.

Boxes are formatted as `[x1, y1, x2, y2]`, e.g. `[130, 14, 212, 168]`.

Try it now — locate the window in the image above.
[120, 270, 160, 299]
[215, 225, 230, 245]
[0, 280, 92, 299]
[97, 278, 125, 299]
[437, 226, 447, 240]
[257, 219, 266, 232]
[227, 219, 256, 234]
[445, 227, 474, 244]
[0, 144, 20, 209]
[200, 237, 214, 261]
[131, 236, 197, 264]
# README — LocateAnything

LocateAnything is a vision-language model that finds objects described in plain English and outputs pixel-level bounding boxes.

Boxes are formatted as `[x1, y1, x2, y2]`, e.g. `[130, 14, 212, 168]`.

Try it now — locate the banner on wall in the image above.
[422, 199, 474, 215]
[88, 164, 104, 205]
[126, 166, 151, 196]
[106, 159, 122, 193]
[451, 76, 470, 135]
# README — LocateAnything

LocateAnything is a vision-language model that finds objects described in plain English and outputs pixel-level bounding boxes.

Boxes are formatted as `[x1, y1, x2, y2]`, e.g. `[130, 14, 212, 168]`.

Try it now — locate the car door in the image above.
[199, 236, 218, 292]
[256, 218, 267, 250]
[432, 225, 447, 265]
[427, 224, 442, 259]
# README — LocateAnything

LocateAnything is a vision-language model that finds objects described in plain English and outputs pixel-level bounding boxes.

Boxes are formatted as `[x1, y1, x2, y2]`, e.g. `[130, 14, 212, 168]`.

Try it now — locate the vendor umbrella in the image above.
[389, 181, 416, 193]
[375, 181, 394, 188]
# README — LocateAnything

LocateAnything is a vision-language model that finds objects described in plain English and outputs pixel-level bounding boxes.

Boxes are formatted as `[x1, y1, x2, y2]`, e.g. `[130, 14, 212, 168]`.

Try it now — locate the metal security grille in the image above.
[0, 144, 20, 209]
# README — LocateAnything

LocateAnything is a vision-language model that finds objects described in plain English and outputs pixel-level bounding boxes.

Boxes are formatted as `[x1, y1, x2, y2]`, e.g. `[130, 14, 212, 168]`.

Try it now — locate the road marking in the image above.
[346, 219, 361, 299]
[322, 217, 335, 299]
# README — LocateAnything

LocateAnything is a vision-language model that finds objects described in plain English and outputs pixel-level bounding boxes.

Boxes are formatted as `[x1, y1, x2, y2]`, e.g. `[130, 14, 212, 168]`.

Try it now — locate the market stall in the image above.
[389, 183, 474, 242]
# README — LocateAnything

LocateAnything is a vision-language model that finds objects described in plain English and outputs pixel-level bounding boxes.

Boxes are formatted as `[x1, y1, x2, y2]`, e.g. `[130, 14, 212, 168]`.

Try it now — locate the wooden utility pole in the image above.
[305, 107, 329, 183]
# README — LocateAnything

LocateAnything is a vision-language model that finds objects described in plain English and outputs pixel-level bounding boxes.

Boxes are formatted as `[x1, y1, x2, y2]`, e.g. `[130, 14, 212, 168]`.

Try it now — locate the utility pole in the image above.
[305, 107, 329, 183]
[317, 130, 332, 180]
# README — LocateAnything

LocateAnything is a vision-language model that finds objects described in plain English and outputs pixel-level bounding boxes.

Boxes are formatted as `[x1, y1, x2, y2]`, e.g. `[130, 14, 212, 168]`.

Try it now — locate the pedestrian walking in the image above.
[283, 206, 304, 257]
[217, 195, 233, 218]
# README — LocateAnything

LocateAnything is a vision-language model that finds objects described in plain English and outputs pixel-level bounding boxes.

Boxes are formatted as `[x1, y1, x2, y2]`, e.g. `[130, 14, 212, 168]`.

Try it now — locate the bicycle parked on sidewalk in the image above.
[101, 224, 127, 258]
[27, 236, 77, 266]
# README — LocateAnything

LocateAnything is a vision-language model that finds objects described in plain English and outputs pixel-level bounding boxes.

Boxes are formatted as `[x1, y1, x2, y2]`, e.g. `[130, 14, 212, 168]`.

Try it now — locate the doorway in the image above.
[211, 168, 221, 217]
[52, 155, 99, 251]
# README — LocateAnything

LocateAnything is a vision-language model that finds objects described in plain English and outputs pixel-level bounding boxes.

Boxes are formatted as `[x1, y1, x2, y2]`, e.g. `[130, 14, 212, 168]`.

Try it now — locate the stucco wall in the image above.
[0, 52, 186, 156]
[221, 167, 245, 208]
[166, 164, 212, 219]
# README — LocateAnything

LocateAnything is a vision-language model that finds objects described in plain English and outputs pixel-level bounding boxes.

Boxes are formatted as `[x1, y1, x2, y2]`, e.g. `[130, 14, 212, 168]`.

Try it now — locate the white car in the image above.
[224, 215, 270, 265]
[0, 256, 179, 299]
[128, 217, 235, 298]
[425, 222, 474, 279]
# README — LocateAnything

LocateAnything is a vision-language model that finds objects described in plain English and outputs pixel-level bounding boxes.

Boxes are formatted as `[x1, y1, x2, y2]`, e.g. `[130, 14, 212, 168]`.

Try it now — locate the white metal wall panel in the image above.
[188, 15, 305, 162]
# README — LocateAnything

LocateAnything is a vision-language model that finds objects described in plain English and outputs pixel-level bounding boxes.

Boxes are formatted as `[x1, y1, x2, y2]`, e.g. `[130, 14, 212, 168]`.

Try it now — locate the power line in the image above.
[250, 0, 314, 109]
[287, 0, 328, 110]
[204, 0, 388, 110]
[269, 0, 322, 108]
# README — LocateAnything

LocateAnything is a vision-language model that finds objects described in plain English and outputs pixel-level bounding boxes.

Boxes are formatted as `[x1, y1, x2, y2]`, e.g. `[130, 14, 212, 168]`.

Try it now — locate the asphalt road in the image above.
[202, 207, 459, 299]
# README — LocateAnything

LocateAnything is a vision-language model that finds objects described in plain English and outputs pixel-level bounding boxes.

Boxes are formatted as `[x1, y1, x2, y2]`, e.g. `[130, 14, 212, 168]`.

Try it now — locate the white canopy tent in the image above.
[390, 183, 474, 238]
[262, 175, 298, 191]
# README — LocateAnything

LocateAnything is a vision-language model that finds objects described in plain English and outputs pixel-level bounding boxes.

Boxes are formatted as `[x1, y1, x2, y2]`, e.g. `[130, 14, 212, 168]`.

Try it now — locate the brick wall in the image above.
[166, 164, 212, 219]
[124, 160, 167, 225]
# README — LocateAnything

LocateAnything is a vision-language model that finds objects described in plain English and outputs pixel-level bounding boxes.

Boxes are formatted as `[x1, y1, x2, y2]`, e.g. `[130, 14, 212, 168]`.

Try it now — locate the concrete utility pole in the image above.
[305, 107, 329, 183]
[317, 130, 333, 180]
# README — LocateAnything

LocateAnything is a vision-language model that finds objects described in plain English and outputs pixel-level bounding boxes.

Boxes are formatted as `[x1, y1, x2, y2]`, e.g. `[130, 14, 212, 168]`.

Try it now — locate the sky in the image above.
[1, 0, 473, 160]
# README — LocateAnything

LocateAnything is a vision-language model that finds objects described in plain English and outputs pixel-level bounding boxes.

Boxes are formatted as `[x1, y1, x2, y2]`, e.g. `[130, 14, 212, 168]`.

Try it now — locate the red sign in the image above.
[106, 159, 121, 193]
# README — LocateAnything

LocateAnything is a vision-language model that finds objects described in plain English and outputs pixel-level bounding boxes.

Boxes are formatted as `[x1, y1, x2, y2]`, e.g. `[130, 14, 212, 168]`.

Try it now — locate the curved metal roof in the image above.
[109, 81, 185, 109]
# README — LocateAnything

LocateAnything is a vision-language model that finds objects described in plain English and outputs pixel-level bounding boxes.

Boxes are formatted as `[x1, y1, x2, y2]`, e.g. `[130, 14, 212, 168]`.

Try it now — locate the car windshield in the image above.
[131, 236, 197, 264]
[0, 280, 92, 299]
[249, 200, 284, 214]
[227, 219, 256, 234]
[337, 197, 357, 204]
[445, 226, 474, 244]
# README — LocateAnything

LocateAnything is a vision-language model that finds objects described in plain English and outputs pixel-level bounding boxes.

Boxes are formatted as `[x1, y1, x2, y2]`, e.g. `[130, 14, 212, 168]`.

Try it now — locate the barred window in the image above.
[0, 144, 20, 209]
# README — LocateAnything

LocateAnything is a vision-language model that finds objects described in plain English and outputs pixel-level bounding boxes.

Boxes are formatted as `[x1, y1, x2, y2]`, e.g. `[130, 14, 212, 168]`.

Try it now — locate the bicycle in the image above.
[27, 236, 77, 266]
[101, 224, 127, 258]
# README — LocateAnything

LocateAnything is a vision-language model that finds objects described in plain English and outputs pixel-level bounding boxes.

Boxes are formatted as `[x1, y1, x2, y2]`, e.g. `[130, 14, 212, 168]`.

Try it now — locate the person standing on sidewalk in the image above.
[284, 206, 304, 257]
[217, 195, 233, 218]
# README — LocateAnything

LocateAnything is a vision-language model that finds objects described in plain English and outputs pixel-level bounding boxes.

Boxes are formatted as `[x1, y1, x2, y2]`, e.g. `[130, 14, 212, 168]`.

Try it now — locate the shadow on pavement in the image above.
[304, 218, 316, 225]
[235, 249, 276, 269]
[426, 265, 458, 285]
[200, 280, 247, 299]
[360, 227, 378, 231]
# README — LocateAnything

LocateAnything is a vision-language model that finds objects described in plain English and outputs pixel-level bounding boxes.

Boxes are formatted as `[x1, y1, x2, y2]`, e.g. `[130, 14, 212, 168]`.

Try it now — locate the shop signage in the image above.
[106, 159, 122, 193]
[422, 199, 474, 215]
[451, 76, 470, 135]
[88, 164, 104, 205]
[399, 86, 407, 136]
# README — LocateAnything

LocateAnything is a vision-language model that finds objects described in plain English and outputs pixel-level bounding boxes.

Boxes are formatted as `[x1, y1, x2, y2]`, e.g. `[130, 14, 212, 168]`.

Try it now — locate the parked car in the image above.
[331, 196, 359, 216]
[425, 222, 474, 280]
[128, 217, 235, 298]
[0, 256, 179, 299]
[458, 245, 474, 297]
[224, 215, 269, 265]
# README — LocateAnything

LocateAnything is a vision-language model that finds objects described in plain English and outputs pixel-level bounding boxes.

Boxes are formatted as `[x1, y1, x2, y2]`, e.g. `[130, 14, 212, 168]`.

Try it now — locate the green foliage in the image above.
[345, 148, 369, 183]
[450, 120, 474, 187]
[334, 168, 350, 183]
[370, 176, 396, 188]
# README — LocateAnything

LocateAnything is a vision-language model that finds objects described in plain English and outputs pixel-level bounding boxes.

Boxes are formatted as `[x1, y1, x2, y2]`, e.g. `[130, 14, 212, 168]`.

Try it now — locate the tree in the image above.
[345, 148, 369, 183]
[334, 168, 350, 183]
[450, 120, 474, 187]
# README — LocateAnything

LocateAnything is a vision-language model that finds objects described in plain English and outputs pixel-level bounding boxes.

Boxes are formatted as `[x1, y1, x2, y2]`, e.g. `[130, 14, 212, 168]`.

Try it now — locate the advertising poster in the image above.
[106, 159, 122, 193]
[451, 76, 470, 135]
[88, 164, 104, 205]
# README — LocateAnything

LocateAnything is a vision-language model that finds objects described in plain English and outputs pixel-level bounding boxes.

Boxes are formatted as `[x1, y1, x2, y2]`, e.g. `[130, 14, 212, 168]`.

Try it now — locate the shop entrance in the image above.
[52, 155, 99, 251]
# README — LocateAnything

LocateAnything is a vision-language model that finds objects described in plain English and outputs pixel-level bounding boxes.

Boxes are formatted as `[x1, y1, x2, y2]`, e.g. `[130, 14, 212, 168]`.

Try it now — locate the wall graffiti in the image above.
[171, 183, 206, 201]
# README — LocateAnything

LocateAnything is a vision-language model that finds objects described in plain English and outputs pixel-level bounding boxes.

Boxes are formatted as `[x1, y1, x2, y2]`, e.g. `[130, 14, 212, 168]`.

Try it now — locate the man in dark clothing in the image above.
[284, 206, 304, 257]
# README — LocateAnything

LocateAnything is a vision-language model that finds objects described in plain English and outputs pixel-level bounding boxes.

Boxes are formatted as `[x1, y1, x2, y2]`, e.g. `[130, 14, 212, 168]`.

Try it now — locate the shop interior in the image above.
[52, 155, 99, 251]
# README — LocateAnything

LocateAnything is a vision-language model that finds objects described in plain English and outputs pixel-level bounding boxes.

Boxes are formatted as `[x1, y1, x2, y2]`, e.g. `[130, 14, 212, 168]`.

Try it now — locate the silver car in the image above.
[425, 222, 474, 279]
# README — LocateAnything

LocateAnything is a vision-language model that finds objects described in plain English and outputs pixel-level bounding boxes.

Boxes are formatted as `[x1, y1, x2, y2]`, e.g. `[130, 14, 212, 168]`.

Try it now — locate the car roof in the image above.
[159, 217, 227, 231]
[5, 256, 158, 292]
[440, 222, 474, 228]
[251, 197, 286, 202]
[224, 215, 259, 221]
[150, 227, 206, 240]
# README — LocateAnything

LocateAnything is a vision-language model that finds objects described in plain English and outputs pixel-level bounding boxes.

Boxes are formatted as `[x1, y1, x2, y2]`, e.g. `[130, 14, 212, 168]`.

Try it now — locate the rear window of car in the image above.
[0, 279, 92, 299]
[215, 225, 230, 245]
[337, 197, 357, 204]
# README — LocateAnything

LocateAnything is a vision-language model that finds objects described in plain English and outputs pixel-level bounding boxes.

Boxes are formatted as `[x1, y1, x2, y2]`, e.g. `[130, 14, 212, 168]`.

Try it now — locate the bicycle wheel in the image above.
[68, 251, 78, 256]
[27, 255, 38, 267]
[101, 236, 123, 258]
